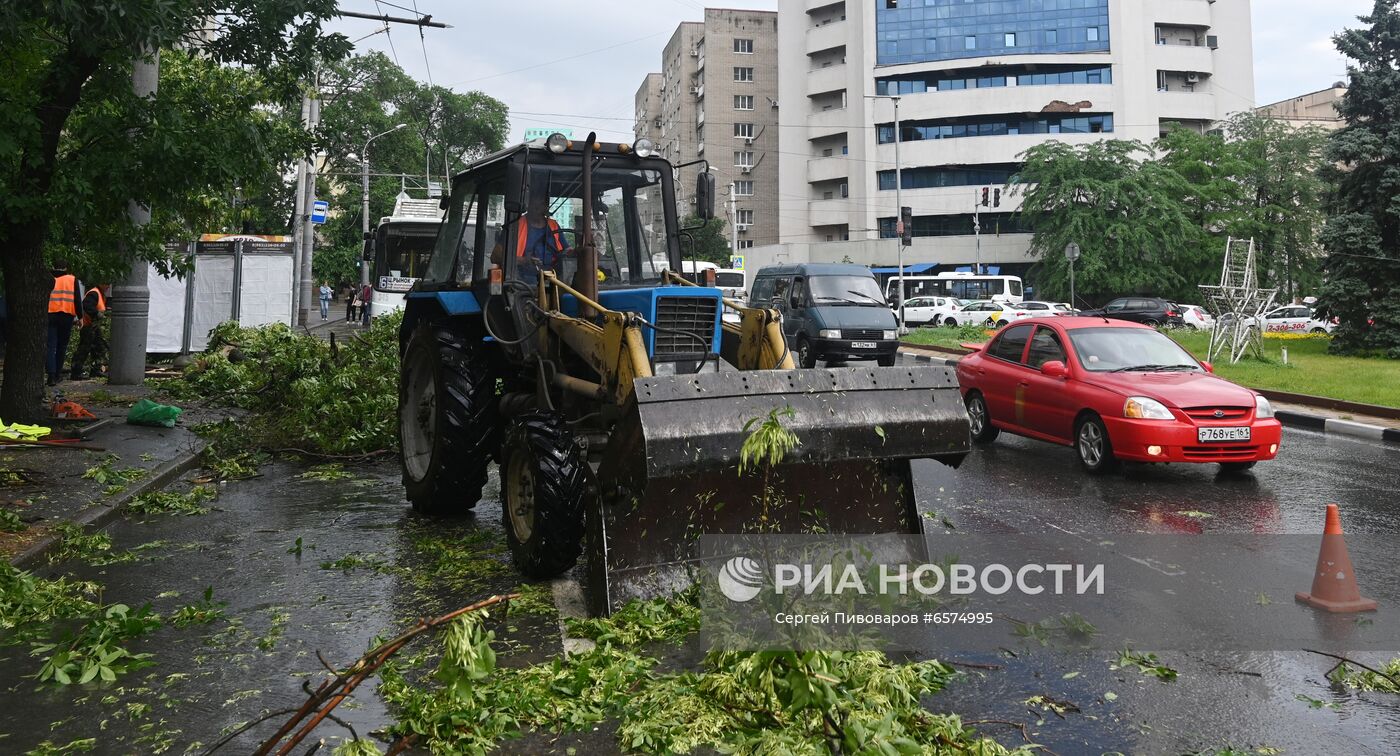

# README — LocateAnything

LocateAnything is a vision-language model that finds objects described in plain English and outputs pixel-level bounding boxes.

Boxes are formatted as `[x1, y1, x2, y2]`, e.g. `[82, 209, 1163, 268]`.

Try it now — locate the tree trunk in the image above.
[0, 247, 54, 423]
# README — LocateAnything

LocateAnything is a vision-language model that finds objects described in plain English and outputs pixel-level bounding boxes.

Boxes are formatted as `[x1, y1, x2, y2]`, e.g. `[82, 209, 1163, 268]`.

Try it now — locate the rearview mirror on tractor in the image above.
[695, 172, 716, 221]
[1040, 360, 1068, 378]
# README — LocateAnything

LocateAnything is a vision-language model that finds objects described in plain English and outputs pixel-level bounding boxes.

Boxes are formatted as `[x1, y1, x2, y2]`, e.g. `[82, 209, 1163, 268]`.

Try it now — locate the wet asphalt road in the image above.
[1, 426, 1396, 754]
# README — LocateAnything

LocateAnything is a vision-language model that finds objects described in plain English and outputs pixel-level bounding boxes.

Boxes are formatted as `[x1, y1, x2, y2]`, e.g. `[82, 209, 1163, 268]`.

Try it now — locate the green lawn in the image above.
[902, 325, 1400, 408]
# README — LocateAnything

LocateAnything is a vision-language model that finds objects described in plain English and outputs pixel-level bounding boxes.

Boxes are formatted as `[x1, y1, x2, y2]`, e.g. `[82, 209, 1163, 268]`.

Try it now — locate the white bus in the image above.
[883, 271, 1024, 305]
[368, 195, 444, 320]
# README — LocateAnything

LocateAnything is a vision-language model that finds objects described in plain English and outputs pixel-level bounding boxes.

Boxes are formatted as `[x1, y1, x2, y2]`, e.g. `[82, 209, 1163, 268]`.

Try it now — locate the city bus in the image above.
[883, 271, 1024, 305]
[368, 195, 445, 320]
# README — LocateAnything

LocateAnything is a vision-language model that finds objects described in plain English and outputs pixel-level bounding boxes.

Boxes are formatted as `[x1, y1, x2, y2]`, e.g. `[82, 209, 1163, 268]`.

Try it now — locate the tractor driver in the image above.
[493, 188, 571, 285]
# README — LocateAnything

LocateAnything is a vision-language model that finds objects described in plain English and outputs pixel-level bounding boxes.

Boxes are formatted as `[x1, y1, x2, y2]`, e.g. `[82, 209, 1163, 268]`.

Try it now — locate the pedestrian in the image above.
[71, 284, 108, 380]
[318, 280, 332, 321]
[348, 286, 361, 323]
[359, 283, 373, 326]
[46, 260, 82, 386]
[343, 282, 356, 322]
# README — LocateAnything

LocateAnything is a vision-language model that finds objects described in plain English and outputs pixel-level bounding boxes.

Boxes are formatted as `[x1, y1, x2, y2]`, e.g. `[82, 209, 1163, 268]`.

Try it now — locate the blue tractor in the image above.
[397, 132, 969, 614]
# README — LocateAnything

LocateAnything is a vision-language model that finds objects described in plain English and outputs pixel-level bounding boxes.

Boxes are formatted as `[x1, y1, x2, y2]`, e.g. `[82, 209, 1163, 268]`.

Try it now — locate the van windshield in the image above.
[809, 275, 887, 306]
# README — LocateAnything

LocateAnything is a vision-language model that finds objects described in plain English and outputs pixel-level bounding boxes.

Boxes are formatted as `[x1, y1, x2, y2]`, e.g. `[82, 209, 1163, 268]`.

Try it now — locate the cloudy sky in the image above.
[329, 0, 1373, 143]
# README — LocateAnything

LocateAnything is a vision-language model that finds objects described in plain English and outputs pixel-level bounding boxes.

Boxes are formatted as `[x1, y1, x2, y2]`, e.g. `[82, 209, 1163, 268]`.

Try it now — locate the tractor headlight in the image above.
[546, 132, 570, 154]
[1254, 394, 1275, 418]
[632, 138, 655, 158]
[1124, 396, 1174, 420]
[882, 330, 897, 340]
[818, 329, 841, 339]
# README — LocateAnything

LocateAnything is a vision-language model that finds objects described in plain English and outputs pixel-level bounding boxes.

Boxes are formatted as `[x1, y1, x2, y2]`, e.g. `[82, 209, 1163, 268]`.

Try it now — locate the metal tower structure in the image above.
[1200, 237, 1277, 364]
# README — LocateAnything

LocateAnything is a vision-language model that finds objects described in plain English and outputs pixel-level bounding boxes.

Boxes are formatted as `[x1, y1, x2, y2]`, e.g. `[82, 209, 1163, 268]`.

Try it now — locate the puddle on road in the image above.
[0, 461, 557, 754]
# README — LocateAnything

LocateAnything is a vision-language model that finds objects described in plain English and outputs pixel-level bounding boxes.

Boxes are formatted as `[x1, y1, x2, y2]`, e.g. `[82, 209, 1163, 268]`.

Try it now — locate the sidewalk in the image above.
[1, 380, 220, 565]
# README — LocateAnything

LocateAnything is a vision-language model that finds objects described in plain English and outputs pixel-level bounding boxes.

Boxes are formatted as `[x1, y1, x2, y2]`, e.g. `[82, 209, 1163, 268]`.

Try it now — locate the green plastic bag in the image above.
[127, 398, 183, 428]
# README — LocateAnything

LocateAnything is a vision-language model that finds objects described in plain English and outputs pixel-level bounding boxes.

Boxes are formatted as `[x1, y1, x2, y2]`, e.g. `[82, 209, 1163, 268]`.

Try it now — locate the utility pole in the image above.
[290, 91, 312, 321]
[974, 189, 982, 276]
[297, 82, 321, 326]
[109, 49, 160, 386]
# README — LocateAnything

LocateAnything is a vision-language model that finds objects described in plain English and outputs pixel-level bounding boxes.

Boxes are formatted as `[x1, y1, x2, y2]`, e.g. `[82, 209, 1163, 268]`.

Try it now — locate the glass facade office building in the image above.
[875, 0, 1111, 66]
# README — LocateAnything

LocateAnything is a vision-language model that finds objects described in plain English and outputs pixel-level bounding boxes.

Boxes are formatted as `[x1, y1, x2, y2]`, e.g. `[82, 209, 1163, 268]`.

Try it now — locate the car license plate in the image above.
[852, 341, 877, 349]
[1198, 426, 1250, 443]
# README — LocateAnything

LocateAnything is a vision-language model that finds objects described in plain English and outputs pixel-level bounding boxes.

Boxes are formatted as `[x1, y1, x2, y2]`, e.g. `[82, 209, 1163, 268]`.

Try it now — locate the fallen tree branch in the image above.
[251, 593, 518, 756]
[1303, 648, 1400, 690]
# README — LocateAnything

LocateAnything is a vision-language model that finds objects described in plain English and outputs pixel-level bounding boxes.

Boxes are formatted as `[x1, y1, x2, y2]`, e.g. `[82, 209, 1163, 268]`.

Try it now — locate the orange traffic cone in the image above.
[1295, 504, 1378, 613]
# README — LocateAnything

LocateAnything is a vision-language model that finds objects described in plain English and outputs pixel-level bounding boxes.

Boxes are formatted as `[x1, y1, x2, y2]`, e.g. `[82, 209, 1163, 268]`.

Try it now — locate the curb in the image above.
[10, 441, 208, 570]
[1275, 410, 1400, 444]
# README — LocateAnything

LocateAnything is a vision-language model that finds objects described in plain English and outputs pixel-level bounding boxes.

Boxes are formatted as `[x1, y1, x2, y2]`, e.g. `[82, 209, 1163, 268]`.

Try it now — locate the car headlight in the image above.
[1254, 394, 1274, 419]
[818, 329, 841, 339]
[1124, 396, 1174, 420]
[882, 330, 897, 340]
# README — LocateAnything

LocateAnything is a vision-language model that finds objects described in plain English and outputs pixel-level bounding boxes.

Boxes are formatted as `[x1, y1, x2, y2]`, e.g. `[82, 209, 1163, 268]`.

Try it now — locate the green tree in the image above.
[679, 216, 732, 266]
[1013, 140, 1207, 305]
[0, 2, 348, 421]
[1316, 0, 1400, 356]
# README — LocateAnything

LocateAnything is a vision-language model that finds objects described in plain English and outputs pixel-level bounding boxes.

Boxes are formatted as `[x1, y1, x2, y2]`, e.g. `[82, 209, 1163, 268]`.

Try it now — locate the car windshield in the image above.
[375, 222, 440, 292]
[1066, 327, 1204, 372]
[809, 275, 887, 306]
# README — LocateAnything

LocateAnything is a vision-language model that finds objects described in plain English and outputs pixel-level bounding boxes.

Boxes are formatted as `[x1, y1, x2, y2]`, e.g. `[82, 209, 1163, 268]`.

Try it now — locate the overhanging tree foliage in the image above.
[0, 2, 349, 421]
[680, 216, 732, 266]
[1315, 0, 1400, 356]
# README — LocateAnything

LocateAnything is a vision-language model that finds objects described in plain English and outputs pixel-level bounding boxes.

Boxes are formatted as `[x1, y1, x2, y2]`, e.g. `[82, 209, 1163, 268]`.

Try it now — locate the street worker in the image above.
[46, 261, 82, 386]
[492, 185, 571, 285]
[70, 283, 109, 380]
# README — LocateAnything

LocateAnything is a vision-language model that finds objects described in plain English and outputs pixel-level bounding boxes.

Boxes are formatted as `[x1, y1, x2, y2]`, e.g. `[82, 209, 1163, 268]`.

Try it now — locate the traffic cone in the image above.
[1295, 504, 1377, 613]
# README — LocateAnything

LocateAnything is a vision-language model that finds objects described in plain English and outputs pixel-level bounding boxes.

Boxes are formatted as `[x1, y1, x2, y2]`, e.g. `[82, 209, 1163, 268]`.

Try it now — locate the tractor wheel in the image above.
[399, 323, 500, 515]
[797, 337, 818, 369]
[501, 412, 589, 579]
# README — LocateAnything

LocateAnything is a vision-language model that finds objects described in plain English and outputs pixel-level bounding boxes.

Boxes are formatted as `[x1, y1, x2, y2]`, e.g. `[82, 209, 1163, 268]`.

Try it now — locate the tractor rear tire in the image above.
[501, 412, 589, 579]
[399, 324, 500, 516]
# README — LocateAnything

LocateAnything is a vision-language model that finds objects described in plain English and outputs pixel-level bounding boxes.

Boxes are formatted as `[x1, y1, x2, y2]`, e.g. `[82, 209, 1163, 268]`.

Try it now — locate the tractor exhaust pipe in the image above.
[575, 131, 599, 317]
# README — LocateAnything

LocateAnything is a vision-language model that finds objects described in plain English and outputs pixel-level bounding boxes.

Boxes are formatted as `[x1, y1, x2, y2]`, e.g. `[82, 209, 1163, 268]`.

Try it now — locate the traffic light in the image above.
[900, 206, 912, 246]
[980, 187, 990, 207]
[993, 188, 1001, 208]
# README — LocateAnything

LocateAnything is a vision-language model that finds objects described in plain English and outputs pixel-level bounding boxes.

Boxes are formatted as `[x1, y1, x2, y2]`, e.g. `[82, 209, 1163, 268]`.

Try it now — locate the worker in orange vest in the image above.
[70, 284, 109, 381]
[46, 260, 83, 386]
[492, 188, 571, 285]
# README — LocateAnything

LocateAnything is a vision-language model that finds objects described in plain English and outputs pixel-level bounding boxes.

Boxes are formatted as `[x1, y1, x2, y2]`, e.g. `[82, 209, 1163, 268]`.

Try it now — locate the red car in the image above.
[955, 317, 1282, 474]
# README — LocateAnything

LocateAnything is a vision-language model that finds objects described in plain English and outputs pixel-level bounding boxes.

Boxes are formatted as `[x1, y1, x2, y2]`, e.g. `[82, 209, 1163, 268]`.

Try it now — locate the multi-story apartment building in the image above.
[634, 9, 779, 249]
[775, 0, 1255, 271]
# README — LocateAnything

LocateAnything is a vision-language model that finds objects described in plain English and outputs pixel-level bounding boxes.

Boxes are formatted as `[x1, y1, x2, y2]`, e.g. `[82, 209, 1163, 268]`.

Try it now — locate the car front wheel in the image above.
[1075, 414, 1119, 474]
[944, 317, 957, 328]
[965, 392, 999, 444]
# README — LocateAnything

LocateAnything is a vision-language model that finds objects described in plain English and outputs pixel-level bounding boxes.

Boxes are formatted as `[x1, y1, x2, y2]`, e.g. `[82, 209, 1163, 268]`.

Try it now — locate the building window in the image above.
[737, 209, 754, 225]
[1004, 33, 1016, 47]
[877, 163, 1022, 191]
[1086, 26, 1100, 42]
[734, 38, 753, 54]
[876, 113, 1114, 143]
[821, 148, 833, 157]
[734, 94, 754, 110]
[964, 35, 976, 50]
[734, 151, 754, 168]
[734, 67, 754, 82]
[734, 122, 754, 138]
[823, 191, 834, 200]
[735, 180, 754, 195]
[875, 0, 1109, 66]
[738, 240, 754, 249]
[1046, 29, 1057, 45]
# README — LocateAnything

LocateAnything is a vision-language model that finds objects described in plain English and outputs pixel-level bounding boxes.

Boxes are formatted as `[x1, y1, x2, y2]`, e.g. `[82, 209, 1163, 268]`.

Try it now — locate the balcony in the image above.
[807, 156, 849, 183]
[1152, 43, 1215, 77]
[806, 64, 847, 97]
[696, 110, 705, 126]
[806, 20, 845, 55]
[1156, 90, 1218, 121]
[1152, 0, 1213, 28]
[808, 198, 856, 227]
[806, 0, 844, 12]
[807, 107, 852, 139]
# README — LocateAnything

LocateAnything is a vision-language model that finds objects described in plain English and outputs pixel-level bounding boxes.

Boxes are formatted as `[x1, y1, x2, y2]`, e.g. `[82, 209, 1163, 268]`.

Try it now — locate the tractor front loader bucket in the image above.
[587, 364, 970, 614]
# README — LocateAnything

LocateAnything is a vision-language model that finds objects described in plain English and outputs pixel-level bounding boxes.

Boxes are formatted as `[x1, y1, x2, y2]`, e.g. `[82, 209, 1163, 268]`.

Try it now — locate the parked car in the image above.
[1257, 304, 1334, 334]
[948, 300, 1010, 327]
[899, 295, 962, 327]
[956, 317, 1281, 474]
[1079, 297, 1184, 328]
[1019, 301, 1075, 317]
[1175, 304, 1214, 330]
[750, 263, 898, 368]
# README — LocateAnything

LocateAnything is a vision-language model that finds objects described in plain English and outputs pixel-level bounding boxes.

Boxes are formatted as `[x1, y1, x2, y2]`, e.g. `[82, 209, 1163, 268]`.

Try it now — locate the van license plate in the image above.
[852, 341, 877, 349]
[1198, 426, 1250, 443]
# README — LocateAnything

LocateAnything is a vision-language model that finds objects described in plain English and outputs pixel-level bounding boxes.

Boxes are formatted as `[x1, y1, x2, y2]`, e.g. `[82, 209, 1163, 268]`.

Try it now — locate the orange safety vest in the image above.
[514, 217, 567, 262]
[80, 287, 106, 327]
[48, 274, 79, 316]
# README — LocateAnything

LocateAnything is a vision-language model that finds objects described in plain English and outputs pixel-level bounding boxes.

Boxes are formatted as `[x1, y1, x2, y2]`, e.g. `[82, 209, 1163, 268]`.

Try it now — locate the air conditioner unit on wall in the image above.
[744, 136, 753, 144]
[737, 224, 751, 232]
[1185, 72, 1200, 84]
[740, 166, 752, 174]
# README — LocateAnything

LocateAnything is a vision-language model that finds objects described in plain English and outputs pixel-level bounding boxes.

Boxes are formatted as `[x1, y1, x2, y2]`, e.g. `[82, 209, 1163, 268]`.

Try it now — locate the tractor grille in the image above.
[1183, 406, 1251, 421]
[841, 329, 885, 341]
[654, 297, 717, 357]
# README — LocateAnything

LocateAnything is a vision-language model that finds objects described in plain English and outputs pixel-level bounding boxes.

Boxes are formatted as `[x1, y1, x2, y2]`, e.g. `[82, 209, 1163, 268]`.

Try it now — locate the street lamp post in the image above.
[361, 124, 408, 287]
[866, 94, 904, 330]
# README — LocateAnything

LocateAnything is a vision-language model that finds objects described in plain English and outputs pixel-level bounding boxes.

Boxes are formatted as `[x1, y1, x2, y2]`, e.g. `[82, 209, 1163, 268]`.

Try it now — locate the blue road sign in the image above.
[311, 200, 329, 225]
